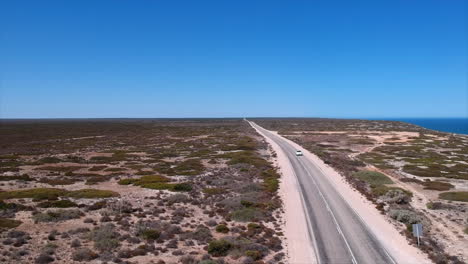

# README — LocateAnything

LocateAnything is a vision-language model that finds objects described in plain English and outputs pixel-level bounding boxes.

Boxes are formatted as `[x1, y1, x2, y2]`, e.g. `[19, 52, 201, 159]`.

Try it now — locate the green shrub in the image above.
[245, 250, 263, 260]
[215, 224, 229, 233]
[0, 201, 26, 211]
[221, 136, 258, 151]
[240, 200, 254, 207]
[247, 223, 261, 230]
[422, 181, 454, 191]
[85, 175, 111, 185]
[172, 183, 192, 192]
[0, 188, 119, 200]
[439, 192, 468, 202]
[199, 261, 217, 264]
[37, 157, 62, 164]
[37, 166, 85, 172]
[66, 189, 119, 199]
[264, 177, 279, 193]
[39, 178, 76, 185]
[0, 174, 33, 181]
[207, 239, 232, 257]
[220, 151, 269, 168]
[354, 170, 393, 187]
[139, 182, 175, 190]
[426, 202, 434, 209]
[0, 188, 66, 200]
[139, 229, 160, 240]
[173, 159, 204, 175]
[118, 175, 186, 193]
[261, 168, 280, 178]
[33, 209, 83, 222]
[0, 218, 22, 229]
[117, 178, 136, 185]
[37, 200, 78, 208]
[231, 208, 264, 222]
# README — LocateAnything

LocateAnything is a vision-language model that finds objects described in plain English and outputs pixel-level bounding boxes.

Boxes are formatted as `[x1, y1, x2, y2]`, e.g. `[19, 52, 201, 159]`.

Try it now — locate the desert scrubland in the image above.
[254, 118, 468, 264]
[0, 119, 285, 264]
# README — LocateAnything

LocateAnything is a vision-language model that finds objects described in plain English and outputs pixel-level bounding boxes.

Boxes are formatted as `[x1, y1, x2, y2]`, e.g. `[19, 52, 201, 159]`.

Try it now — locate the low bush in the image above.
[188, 226, 213, 243]
[372, 186, 412, 197]
[172, 183, 193, 192]
[220, 151, 269, 168]
[118, 175, 191, 192]
[89, 224, 120, 251]
[35, 254, 54, 264]
[378, 189, 411, 204]
[263, 177, 279, 193]
[231, 208, 264, 222]
[0, 188, 119, 200]
[37, 166, 85, 172]
[0, 200, 27, 211]
[425, 201, 453, 210]
[37, 157, 63, 164]
[39, 178, 77, 185]
[33, 209, 83, 222]
[0, 218, 22, 229]
[0, 188, 66, 200]
[166, 194, 189, 204]
[422, 181, 454, 191]
[221, 136, 257, 151]
[117, 178, 135, 185]
[0, 174, 33, 181]
[118, 175, 170, 186]
[173, 159, 204, 176]
[139, 182, 174, 190]
[245, 250, 263, 260]
[199, 261, 217, 264]
[388, 209, 423, 225]
[88, 201, 107, 211]
[37, 200, 78, 208]
[66, 189, 119, 199]
[72, 248, 98, 261]
[215, 224, 229, 233]
[439, 192, 468, 202]
[353, 171, 393, 186]
[207, 239, 232, 257]
[85, 175, 111, 185]
[138, 229, 161, 240]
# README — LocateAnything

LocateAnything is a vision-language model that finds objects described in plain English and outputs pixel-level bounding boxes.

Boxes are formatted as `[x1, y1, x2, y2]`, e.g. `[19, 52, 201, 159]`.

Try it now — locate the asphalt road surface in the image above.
[250, 121, 396, 264]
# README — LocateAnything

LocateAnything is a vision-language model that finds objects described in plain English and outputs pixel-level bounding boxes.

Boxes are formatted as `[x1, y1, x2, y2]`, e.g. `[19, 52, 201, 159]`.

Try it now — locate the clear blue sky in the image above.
[1, 0, 467, 118]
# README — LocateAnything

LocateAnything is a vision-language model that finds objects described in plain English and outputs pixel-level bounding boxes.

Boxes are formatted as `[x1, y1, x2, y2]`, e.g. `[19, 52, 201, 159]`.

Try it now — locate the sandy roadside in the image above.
[250, 122, 317, 264]
[251, 122, 431, 264]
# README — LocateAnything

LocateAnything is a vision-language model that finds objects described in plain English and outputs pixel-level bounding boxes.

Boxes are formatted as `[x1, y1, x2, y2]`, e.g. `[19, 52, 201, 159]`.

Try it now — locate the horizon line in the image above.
[1, 116, 467, 120]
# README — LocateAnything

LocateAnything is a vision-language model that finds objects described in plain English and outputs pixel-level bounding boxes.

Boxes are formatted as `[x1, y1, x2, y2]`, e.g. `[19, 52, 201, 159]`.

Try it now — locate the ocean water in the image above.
[380, 118, 468, 135]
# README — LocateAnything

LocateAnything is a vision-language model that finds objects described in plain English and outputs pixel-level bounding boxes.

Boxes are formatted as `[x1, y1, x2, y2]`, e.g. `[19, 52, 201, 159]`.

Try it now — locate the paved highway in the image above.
[250, 121, 396, 264]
